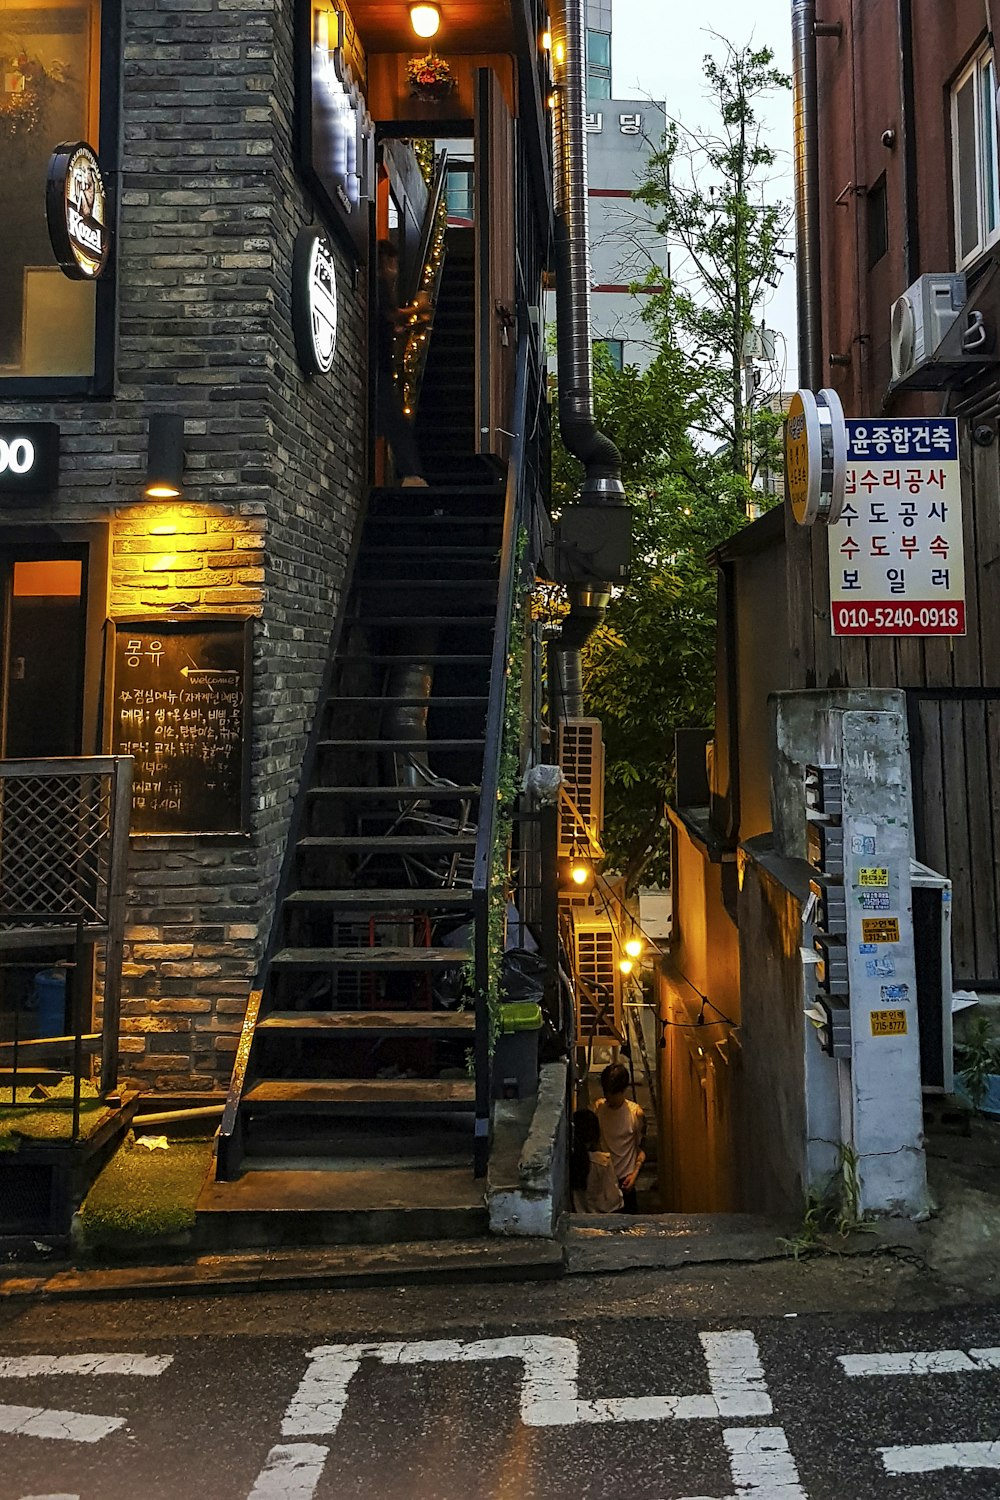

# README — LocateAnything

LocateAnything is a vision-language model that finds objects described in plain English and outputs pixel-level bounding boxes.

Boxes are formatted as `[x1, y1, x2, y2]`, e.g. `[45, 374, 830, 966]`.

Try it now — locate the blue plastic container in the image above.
[27, 970, 67, 1039]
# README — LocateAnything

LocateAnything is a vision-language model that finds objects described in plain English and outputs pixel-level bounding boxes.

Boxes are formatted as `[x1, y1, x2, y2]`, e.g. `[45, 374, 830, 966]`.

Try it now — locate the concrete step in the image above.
[196, 1165, 489, 1249]
[562, 1213, 794, 1275]
[8, 1237, 565, 1297]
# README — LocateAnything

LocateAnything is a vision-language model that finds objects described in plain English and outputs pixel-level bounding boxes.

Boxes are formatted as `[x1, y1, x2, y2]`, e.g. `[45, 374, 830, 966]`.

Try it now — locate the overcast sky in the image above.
[612, 0, 799, 387]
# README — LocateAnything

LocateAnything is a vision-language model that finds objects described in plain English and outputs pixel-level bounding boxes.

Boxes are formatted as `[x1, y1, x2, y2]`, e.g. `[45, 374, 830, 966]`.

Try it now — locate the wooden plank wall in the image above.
[909, 693, 1000, 987]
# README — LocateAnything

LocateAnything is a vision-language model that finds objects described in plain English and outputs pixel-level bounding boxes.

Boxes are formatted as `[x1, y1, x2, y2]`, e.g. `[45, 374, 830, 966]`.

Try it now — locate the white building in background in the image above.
[584, 0, 667, 372]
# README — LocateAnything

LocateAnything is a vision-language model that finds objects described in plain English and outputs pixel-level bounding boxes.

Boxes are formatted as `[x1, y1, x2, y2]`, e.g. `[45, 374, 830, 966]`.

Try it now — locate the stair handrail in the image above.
[471, 326, 534, 1174]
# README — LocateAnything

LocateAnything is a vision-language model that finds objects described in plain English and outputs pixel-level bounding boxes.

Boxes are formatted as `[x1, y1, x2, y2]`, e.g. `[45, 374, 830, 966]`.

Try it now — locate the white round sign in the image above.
[293, 227, 338, 375]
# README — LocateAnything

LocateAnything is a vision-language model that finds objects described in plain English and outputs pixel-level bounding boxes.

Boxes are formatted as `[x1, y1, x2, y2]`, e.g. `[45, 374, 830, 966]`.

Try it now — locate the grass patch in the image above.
[0, 1078, 112, 1151]
[79, 1134, 215, 1251]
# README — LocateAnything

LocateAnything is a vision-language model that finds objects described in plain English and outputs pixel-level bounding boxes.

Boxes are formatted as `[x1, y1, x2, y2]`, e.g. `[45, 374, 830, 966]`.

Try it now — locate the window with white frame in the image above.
[952, 44, 1000, 268]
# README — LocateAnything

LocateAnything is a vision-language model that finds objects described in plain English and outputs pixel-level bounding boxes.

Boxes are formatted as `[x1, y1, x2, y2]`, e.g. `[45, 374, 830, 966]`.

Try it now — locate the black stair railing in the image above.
[471, 325, 539, 1175]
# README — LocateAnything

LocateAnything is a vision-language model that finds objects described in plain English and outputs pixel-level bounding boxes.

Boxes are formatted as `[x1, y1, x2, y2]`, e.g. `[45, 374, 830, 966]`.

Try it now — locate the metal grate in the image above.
[573, 922, 621, 1041]
[0, 771, 114, 929]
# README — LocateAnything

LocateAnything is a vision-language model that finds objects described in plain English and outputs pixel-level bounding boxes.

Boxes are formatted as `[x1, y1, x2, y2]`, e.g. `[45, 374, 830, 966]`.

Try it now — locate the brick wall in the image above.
[0, 0, 369, 1088]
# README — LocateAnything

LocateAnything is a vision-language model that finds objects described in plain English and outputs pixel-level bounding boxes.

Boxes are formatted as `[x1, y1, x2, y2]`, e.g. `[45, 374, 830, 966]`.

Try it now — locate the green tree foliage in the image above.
[554, 40, 790, 893]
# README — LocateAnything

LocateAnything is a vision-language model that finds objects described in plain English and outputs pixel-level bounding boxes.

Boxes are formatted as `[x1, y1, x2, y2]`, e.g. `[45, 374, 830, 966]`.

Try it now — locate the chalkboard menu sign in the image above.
[110, 619, 250, 835]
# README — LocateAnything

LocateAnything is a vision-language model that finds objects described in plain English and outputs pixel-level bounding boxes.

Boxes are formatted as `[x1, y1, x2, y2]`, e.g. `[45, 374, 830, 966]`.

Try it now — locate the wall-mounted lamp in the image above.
[409, 2, 441, 39]
[145, 413, 185, 500]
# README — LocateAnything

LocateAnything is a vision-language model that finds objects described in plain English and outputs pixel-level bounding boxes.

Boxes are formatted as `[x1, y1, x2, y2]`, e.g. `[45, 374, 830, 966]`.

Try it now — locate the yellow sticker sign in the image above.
[861, 917, 900, 944]
[870, 1009, 907, 1037]
[859, 867, 889, 887]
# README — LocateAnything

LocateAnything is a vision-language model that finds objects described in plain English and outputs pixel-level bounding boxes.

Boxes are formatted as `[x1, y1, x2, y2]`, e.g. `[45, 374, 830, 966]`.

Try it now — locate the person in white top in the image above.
[594, 1061, 646, 1213]
[570, 1107, 624, 1214]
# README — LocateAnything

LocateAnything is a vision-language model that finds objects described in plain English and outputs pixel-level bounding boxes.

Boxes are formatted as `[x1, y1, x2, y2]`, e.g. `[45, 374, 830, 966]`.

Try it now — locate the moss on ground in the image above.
[79, 1135, 215, 1250]
[0, 1078, 111, 1151]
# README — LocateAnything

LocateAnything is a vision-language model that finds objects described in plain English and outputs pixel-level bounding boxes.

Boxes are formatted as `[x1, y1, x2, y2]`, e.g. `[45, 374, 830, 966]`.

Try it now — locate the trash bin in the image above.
[493, 1001, 542, 1100]
[26, 969, 67, 1039]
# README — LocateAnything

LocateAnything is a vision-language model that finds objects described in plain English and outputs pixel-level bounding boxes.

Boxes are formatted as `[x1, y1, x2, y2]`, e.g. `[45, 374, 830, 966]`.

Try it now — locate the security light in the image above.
[145, 413, 185, 500]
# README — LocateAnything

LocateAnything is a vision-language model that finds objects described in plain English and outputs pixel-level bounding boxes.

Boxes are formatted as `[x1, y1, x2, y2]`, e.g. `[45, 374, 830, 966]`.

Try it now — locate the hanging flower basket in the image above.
[406, 53, 455, 101]
[0, 49, 65, 143]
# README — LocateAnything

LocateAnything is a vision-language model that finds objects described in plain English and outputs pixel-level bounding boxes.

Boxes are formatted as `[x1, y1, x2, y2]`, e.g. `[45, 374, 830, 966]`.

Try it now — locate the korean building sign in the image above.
[827, 418, 965, 637]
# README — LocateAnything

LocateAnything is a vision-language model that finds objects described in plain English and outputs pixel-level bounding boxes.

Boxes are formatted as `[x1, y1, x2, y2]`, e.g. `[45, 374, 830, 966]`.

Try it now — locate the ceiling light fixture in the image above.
[409, 2, 441, 39]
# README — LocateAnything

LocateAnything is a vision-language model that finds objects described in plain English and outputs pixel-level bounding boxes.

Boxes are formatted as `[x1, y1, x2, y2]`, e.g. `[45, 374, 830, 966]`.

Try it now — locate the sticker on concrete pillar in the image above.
[861, 918, 900, 943]
[880, 983, 909, 1002]
[870, 1009, 908, 1036]
[859, 867, 889, 887]
[861, 891, 891, 910]
[865, 958, 896, 978]
[851, 834, 877, 855]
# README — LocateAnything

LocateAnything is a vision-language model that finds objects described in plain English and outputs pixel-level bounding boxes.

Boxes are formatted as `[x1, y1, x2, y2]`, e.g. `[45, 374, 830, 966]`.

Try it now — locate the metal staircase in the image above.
[216, 482, 505, 1196]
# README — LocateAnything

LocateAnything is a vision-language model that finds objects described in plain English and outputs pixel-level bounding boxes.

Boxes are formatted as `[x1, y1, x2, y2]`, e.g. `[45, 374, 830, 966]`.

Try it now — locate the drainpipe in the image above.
[550, 0, 625, 718]
[792, 0, 823, 391]
[897, 0, 919, 287]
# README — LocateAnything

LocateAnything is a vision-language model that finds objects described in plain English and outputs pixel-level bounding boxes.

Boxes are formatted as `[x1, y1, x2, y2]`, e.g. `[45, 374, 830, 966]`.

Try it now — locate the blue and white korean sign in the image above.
[827, 418, 966, 636]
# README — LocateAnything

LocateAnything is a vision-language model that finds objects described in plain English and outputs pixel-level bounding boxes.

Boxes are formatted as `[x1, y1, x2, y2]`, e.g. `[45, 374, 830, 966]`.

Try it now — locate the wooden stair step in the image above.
[363, 546, 499, 558]
[258, 1009, 475, 1034]
[357, 579, 496, 590]
[318, 738, 484, 752]
[284, 888, 474, 909]
[306, 785, 480, 800]
[271, 945, 471, 969]
[337, 654, 491, 665]
[345, 615, 496, 627]
[297, 834, 476, 853]
[243, 1078, 476, 1111]
[328, 696, 487, 707]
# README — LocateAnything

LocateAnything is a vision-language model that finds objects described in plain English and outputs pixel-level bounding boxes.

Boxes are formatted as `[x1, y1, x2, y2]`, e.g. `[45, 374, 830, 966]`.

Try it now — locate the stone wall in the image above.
[0, 0, 369, 1088]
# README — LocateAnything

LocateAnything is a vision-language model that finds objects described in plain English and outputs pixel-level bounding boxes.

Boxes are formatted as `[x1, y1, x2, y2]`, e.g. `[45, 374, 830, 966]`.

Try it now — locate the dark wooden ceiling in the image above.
[349, 0, 515, 55]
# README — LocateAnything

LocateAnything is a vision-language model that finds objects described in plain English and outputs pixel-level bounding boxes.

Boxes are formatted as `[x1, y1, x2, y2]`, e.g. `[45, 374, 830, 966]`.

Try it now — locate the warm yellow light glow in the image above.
[618, 957, 634, 975]
[541, 29, 551, 49]
[547, 92, 557, 109]
[570, 862, 590, 886]
[409, 2, 441, 38]
[625, 936, 643, 959]
[145, 482, 182, 499]
[554, 40, 565, 63]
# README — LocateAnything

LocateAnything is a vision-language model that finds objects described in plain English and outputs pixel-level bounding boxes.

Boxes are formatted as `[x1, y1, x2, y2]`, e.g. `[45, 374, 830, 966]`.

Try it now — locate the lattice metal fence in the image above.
[0, 757, 133, 1099]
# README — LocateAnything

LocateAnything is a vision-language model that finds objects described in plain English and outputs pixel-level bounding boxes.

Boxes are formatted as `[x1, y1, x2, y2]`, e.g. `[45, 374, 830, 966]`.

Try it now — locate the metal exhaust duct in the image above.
[550, 0, 625, 716]
[792, 0, 823, 392]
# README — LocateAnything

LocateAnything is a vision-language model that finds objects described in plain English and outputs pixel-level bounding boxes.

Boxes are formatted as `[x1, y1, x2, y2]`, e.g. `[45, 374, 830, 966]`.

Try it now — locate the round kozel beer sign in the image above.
[46, 142, 110, 280]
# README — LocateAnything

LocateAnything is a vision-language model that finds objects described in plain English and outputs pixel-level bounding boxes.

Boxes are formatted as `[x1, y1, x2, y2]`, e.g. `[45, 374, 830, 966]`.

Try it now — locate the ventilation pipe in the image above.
[550, 0, 625, 718]
[792, 0, 823, 391]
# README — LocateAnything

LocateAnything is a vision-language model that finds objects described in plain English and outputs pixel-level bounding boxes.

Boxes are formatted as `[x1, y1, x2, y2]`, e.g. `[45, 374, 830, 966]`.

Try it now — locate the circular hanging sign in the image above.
[785, 387, 847, 526]
[292, 227, 338, 376]
[46, 141, 111, 280]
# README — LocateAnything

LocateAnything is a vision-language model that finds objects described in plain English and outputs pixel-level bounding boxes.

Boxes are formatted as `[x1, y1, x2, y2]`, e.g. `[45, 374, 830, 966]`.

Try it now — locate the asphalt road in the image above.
[1, 1264, 1000, 1499]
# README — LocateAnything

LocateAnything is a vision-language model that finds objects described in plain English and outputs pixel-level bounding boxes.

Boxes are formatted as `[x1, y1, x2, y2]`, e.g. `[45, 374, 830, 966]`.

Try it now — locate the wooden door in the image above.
[474, 68, 516, 462]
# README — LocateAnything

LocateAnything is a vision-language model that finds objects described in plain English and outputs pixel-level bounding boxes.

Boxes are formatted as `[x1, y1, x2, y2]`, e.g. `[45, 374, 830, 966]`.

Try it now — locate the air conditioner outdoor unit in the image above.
[890, 272, 966, 383]
[572, 918, 622, 1043]
[557, 717, 605, 857]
